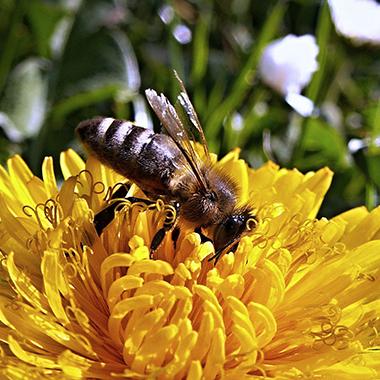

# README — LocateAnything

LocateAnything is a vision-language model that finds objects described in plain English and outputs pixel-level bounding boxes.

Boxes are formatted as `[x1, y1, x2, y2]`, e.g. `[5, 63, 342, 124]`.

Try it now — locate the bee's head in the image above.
[210, 206, 257, 263]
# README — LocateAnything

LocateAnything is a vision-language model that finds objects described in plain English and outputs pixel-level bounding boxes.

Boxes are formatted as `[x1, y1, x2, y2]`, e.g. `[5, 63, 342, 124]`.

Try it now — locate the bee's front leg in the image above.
[94, 196, 156, 235]
[194, 227, 213, 244]
[94, 188, 180, 259]
[94, 184, 129, 235]
[150, 202, 180, 257]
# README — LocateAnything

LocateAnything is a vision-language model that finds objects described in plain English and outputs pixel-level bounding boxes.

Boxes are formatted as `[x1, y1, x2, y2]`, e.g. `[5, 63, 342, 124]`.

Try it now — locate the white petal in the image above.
[258, 34, 319, 95]
[285, 93, 314, 117]
[348, 139, 364, 153]
[328, 0, 380, 45]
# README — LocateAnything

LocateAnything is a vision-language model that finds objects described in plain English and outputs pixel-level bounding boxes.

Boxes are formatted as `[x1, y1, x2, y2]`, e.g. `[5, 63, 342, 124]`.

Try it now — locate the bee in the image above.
[76, 73, 257, 262]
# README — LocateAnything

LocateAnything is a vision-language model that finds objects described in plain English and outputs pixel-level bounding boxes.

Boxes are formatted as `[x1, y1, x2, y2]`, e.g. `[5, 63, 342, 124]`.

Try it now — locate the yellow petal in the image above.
[41, 250, 70, 324]
[186, 361, 202, 380]
[6, 251, 49, 313]
[0, 193, 32, 247]
[60, 148, 85, 179]
[203, 328, 225, 380]
[42, 156, 58, 198]
[7, 155, 35, 207]
[109, 294, 159, 348]
[131, 325, 178, 372]
[340, 206, 380, 250]
[8, 334, 61, 369]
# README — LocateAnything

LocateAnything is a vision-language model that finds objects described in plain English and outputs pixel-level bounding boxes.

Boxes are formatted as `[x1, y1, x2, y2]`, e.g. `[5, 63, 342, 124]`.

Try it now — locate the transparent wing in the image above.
[174, 71, 210, 159]
[145, 86, 209, 195]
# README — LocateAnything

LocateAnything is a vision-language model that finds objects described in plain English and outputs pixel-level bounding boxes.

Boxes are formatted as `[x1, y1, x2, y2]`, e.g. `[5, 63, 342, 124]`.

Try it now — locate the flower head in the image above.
[0, 149, 380, 379]
[328, 0, 380, 45]
[258, 34, 319, 117]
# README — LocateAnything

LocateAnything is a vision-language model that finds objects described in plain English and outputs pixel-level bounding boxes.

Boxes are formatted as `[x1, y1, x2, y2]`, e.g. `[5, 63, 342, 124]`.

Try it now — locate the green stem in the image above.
[369, 98, 380, 155]
[205, 1, 288, 147]
[305, 0, 331, 103]
[365, 182, 377, 211]
[191, 15, 210, 86]
[290, 0, 332, 167]
[365, 98, 380, 211]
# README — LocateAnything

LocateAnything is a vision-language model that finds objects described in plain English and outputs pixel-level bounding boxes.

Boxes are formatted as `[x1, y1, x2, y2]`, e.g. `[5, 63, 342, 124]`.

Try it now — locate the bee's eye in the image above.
[225, 218, 238, 231]
[213, 215, 244, 252]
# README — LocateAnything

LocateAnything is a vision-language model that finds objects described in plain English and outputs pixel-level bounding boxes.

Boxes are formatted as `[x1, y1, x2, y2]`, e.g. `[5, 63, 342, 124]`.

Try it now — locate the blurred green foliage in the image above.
[0, 0, 380, 218]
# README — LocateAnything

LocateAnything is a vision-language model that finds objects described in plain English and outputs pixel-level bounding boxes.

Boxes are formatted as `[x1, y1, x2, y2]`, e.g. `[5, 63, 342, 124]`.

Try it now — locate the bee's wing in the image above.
[173, 72, 210, 160]
[145, 88, 209, 195]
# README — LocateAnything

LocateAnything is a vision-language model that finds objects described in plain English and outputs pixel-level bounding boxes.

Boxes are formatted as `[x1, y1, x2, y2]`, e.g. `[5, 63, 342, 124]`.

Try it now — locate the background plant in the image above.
[0, 0, 379, 218]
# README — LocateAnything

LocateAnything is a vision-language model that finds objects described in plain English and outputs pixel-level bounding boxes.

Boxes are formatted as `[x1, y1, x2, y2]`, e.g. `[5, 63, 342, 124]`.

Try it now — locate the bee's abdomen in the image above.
[76, 117, 182, 195]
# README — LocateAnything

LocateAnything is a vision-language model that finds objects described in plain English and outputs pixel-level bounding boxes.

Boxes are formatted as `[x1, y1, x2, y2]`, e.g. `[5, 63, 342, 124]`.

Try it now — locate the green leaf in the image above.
[191, 15, 210, 86]
[0, 58, 48, 141]
[0, 0, 29, 97]
[293, 117, 348, 170]
[27, 0, 66, 58]
[355, 150, 380, 191]
[50, 0, 140, 102]
[50, 84, 120, 128]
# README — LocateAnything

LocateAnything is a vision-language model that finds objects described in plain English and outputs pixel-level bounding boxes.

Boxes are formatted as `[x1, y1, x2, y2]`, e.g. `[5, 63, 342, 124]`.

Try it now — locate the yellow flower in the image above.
[0, 148, 379, 379]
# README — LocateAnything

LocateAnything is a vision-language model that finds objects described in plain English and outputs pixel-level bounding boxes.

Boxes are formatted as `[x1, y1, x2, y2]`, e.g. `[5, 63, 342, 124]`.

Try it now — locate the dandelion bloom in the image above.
[0, 148, 380, 379]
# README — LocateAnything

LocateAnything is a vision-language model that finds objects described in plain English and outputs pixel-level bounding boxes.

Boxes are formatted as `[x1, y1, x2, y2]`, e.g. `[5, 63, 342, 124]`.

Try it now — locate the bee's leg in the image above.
[171, 226, 180, 249]
[150, 229, 166, 253]
[150, 202, 180, 258]
[94, 201, 122, 235]
[208, 235, 241, 264]
[108, 182, 131, 200]
[194, 227, 213, 244]
[94, 193, 155, 235]
[94, 183, 129, 234]
[95, 192, 179, 258]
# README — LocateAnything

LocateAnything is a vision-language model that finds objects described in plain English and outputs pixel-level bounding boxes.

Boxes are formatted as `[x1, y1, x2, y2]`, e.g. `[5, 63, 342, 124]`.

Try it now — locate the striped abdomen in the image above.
[76, 117, 186, 196]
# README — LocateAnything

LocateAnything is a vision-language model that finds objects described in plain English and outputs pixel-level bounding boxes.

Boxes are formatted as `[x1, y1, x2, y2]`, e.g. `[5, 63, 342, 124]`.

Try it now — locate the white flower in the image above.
[258, 34, 319, 117]
[328, 0, 380, 45]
